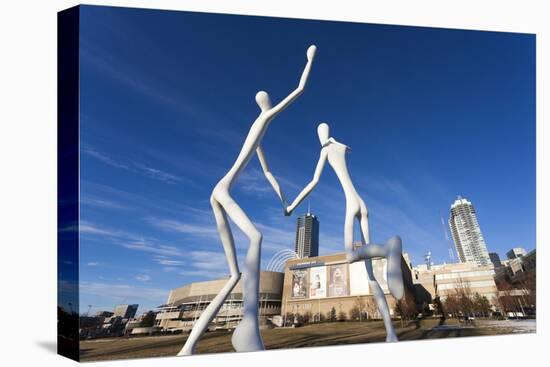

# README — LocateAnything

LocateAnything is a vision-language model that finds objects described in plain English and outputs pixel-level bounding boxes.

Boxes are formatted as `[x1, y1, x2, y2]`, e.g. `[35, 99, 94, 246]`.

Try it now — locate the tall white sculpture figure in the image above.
[178, 45, 317, 356]
[285, 122, 404, 342]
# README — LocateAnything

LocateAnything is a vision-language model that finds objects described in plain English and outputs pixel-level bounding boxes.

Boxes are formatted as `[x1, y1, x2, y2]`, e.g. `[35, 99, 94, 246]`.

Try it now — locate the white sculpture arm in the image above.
[286, 148, 328, 214]
[256, 145, 287, 205]
[267, 45, 316, 118]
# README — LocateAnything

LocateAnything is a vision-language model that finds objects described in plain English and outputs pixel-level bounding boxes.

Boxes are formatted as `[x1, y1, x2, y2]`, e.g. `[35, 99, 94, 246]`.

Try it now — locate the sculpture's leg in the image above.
[356, 206, 404, 300]
[385, 236, 404, 300]
[220, 197, 265, 352]
[178, 196, 241, 356]
[343, 209, 358, 260]
[365, 259, 398, 342]
[358, 200, 371, 245]
[351, 243, 404, 299]
[357, 210, 398, 342]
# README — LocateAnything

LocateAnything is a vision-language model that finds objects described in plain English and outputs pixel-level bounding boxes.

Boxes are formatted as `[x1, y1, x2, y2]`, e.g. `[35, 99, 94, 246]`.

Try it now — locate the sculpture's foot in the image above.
[177, 341, 195, 356]
[386, 236, 404, 300]
[386, 331, 399, 342]
[231, 317, 265, 352]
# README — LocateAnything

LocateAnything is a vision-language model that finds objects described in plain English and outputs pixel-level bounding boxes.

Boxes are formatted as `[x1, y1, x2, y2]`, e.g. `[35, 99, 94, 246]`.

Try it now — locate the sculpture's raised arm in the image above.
[267, 45, 317, 118]
[256, 145, 287, 206]
[285, 147, 328, 215]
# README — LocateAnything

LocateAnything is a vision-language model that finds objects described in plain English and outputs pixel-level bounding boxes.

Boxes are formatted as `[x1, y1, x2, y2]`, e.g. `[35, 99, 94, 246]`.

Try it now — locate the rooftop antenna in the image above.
[307, 201, 311, 215]
[424, 251, 432, 270]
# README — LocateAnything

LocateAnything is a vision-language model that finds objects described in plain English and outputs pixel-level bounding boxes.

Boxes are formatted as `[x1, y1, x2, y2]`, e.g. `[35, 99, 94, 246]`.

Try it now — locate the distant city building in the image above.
[506, 247, 527, 260]
[294, 211, 319, 258]
[448, 196, 491, 266]
[155, 272, 283, 331]
[494, 249, 536, 317]
[113, 304, 138, 319]
[412, 262, 498, 303]
[508, 257, 525, 275]
[282, 252, 414, 321]
[489, 252, 503, 268]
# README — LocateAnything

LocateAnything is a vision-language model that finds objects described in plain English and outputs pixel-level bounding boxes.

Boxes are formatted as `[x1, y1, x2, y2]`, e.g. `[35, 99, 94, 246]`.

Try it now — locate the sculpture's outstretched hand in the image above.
[307, 45, 317, 62]
[298, 45, 316, 89]
[269, 45, 317, 117]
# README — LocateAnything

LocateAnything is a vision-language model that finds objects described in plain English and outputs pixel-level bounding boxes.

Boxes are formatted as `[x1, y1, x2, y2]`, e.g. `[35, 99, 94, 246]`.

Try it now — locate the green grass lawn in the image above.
[79, 318, 535, 362]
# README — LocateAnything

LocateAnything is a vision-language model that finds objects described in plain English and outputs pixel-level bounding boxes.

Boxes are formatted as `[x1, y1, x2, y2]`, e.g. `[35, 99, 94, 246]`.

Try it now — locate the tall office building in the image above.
[489, 252, 503, 268]
[295, 211, 319, 258]
[448, 196, 491, 267]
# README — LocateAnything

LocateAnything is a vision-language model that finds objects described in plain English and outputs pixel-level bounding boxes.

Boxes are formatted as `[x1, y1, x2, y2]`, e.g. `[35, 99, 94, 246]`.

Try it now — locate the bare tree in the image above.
[349, 297, 367, 321]
[453, 277, 474, 319]
[338, 310, 347, 321]
[364, 297, 379, 320]
[442, 294, 459, 318]
[395, 293, 416, 327]
[327, 307, 337, 322]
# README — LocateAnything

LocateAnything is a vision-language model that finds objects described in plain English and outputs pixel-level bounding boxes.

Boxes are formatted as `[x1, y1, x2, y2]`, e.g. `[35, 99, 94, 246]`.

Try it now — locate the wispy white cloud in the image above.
[82, 144, 185, 185]
[179, 251, 229, 279]
[162, 267, 178, 273]
[82, 180, 211, 219]
[135, 274, 151, 282]
[237, 168, 274, 196]
[122, 241, 184, 257]
[132, 162, 183, 184]
[237, 167, 302, 198]
[82, 145, 129, 170]
[79, 281, 168, 307]
[76, 221, 187, 260]
[77, 222, 122, 237]
[81, 196, 128, 210]
[145, 217, 218, 238]
[153, 256, 185, 266]
[87, 262, 105, 267]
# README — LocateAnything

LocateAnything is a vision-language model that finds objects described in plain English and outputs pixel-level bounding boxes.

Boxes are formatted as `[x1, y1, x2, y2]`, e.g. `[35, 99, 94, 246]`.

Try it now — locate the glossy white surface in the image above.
[178, 45, 317, 356]
[286, 122, 404, 341]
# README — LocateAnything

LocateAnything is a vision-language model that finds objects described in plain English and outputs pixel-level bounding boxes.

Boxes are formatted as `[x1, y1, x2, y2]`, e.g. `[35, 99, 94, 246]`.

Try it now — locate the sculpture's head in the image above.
[255, 91, 272, 112]
[317, 122, 330, 145]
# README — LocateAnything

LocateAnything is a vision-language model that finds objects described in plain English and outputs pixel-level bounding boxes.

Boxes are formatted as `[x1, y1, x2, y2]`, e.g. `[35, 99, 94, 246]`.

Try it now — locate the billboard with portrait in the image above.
[309, 266, 327, 298]
[328, 264, 348, 297]
[291, 269, 308, 299]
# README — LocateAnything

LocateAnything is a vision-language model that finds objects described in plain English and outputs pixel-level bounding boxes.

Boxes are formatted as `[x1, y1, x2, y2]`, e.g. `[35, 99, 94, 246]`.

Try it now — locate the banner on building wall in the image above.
[370, 259, 389, 293]
[309, 266, 327, 298]
[328, 264, 348, 297]
[291, 269, 308, 299]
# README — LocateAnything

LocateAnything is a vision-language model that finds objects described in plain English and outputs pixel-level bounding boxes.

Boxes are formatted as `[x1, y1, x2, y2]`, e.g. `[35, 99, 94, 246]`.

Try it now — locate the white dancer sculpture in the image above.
[285, 122, 404, 342]
[178, 45, 317, 356]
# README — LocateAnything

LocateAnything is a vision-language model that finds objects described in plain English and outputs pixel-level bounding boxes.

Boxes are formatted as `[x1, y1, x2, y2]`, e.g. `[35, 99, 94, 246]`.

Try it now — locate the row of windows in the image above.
[437, 280, 496, 290]
[435, 269, 495, 280]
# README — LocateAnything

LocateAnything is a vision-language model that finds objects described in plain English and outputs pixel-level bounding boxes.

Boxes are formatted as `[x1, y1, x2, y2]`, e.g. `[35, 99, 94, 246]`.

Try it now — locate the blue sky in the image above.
[75, 6, 535, 314]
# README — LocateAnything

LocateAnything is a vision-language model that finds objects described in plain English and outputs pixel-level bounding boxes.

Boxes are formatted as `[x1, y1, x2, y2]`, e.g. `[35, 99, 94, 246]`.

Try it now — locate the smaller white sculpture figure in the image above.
[178, 45, 317, 356]
[285, 122, 404, 342]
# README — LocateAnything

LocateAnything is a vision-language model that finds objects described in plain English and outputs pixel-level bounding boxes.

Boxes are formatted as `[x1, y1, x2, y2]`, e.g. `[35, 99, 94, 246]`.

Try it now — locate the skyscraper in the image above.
[295, 211, 319, 258]
[489, 252, 503, 268]
[448, 196, 491, 266]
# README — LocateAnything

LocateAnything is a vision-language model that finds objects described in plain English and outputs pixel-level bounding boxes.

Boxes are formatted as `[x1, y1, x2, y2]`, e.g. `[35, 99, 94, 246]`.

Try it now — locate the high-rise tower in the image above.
[448, 196, 491, 266]
[294, 211, 319, 258]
